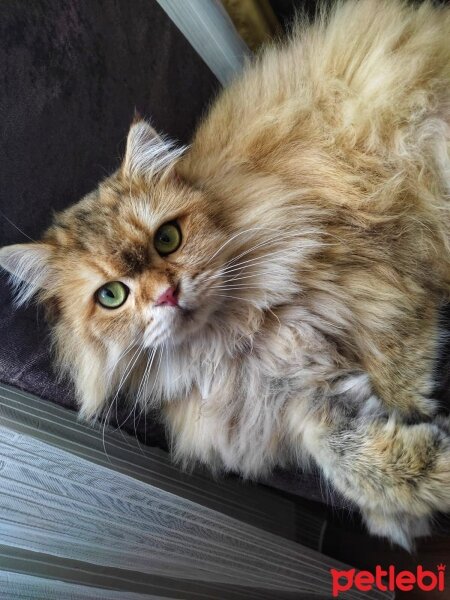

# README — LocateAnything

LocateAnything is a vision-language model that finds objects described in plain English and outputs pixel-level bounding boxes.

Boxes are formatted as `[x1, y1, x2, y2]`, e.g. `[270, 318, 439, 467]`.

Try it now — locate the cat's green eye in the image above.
[154, 222, 182, 256]
[96, 281, 129, 309]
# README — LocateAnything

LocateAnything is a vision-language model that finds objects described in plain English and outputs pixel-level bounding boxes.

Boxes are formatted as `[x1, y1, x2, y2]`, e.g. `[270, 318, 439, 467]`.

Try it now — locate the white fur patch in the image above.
[0, 243, 53, 306]
[123, 121, 186, 180]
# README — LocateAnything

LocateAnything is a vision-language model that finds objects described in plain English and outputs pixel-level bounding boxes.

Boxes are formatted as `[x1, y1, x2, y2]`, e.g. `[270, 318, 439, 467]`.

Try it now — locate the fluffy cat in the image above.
[1, 0, 450, 549]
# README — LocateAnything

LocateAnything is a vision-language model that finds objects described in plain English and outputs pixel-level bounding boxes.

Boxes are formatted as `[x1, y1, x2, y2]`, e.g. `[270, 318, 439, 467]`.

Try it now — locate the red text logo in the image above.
[330, 564, 446, 597]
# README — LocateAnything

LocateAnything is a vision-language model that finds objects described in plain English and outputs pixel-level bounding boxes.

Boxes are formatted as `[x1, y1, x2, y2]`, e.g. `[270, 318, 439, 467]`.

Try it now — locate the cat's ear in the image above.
[122, 119, 185, 181]
[0, 242, 55, 305]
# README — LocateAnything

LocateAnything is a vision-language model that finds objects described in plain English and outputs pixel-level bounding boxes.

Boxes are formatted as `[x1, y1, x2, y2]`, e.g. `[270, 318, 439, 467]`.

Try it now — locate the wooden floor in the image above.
[323, 512, 450, 599]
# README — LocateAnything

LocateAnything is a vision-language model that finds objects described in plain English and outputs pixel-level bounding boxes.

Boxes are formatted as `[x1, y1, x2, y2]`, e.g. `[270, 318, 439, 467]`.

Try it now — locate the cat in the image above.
[1, 0, 450, 550]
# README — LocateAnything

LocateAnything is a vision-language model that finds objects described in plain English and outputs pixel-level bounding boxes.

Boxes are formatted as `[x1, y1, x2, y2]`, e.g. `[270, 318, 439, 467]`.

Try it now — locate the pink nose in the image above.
[155, 286, 179, 307]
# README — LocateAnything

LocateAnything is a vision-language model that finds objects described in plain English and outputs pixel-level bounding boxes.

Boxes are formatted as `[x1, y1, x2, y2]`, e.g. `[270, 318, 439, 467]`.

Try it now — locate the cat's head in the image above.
[0, 120, 302, 419]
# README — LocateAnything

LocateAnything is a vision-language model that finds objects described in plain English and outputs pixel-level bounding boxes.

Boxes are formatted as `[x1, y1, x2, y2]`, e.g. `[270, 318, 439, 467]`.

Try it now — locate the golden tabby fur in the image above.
[1, 0, 450, 549]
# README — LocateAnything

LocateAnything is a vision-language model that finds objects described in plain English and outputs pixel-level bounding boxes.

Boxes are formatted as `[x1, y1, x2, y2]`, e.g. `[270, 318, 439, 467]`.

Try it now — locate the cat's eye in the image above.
[154, 222, 182, 256]
[96, 281, 129, 309]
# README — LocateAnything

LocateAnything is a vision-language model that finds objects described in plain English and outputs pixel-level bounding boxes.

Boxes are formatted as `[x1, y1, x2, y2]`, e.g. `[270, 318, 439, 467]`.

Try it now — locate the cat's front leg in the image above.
[285, 380, 450, 550]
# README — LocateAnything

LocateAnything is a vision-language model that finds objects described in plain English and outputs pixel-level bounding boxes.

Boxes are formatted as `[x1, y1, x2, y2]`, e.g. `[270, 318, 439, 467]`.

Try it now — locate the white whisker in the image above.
[213, 293, 256, 303]
[210, 284, 264, 291]
[205, 227, 288, 266]
[102, 343, 145, 448]
[133, 347, 158, 431]
[221, 232, 302, 269]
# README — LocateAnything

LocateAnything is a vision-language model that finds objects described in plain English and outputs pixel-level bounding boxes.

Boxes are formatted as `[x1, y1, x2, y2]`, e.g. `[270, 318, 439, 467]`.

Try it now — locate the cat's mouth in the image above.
[143, 301, 202, 348]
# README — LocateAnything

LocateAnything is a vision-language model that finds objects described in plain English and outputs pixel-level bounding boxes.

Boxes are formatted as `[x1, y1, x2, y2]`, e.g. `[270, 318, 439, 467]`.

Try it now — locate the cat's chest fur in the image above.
[157, 308, 360, 476]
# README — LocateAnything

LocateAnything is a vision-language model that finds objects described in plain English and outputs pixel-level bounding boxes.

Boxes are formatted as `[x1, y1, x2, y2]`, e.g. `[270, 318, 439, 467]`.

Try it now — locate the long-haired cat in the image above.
[1, 0, 449, 549]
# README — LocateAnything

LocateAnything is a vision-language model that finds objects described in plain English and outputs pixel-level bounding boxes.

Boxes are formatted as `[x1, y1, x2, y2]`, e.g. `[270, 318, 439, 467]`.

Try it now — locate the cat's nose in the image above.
[155, 286, 179, 307]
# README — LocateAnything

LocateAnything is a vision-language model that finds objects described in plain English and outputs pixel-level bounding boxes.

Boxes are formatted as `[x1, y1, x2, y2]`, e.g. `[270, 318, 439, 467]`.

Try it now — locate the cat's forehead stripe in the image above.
[50, 210, 158, 278]
[119, 245, 150, 275]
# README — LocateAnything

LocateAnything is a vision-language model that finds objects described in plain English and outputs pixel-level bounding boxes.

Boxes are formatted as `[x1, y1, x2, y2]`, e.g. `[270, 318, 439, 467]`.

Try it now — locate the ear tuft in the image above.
[132, 108, 143, 125]
[122, 120, 186, 181]
[0, 243, 55, 306]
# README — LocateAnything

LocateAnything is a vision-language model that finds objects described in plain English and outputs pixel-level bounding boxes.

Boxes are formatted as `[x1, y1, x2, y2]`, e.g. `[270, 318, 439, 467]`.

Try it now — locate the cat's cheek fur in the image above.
[74, 350, 111, 421]
[51, 322, 110, 420]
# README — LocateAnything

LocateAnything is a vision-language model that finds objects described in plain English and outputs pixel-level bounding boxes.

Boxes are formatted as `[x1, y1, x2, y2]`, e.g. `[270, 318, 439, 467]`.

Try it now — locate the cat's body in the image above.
[1, 0, 450, 549]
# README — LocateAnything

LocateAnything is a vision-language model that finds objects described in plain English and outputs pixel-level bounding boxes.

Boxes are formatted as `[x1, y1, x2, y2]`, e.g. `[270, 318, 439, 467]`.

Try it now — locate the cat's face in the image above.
[45, 171, 227, 353]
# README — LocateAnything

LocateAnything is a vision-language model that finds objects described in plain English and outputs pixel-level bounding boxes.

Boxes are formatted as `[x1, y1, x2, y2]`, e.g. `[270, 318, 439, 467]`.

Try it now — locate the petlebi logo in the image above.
[330, 564, 446, 597]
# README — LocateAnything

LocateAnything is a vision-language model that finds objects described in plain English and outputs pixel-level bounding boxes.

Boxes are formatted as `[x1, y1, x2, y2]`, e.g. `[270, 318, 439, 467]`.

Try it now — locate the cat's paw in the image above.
[362, 419, 450, 550]
[377, 419, 450, 516]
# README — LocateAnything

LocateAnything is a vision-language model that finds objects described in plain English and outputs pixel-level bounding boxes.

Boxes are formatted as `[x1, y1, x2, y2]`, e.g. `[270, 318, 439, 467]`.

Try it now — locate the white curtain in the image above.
[0, 385, 392, 600]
